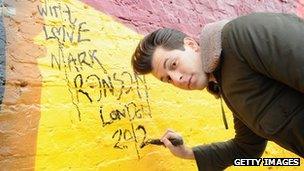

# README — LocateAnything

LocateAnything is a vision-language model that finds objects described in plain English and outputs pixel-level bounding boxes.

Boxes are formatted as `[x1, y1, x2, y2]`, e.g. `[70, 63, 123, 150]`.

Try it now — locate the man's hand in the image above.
[161, 129, 195, 160]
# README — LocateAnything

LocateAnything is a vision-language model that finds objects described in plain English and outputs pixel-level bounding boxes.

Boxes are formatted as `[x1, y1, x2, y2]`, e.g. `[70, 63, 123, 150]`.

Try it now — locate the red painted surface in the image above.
[297, 0, 304, 17]
[82, 0, 297, 38]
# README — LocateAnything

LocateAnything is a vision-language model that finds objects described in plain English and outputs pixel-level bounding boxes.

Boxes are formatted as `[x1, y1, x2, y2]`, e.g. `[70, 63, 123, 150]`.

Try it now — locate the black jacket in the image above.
[192, 13, 304, 171]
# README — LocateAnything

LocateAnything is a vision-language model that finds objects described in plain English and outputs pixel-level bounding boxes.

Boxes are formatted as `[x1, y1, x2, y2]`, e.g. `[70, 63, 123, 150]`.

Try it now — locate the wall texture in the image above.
[0, 0, 303, 170]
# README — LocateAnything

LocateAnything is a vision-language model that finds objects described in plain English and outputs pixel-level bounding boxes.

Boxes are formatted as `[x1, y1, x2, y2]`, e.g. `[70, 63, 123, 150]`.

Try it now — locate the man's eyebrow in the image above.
[163, 58, 169, 69]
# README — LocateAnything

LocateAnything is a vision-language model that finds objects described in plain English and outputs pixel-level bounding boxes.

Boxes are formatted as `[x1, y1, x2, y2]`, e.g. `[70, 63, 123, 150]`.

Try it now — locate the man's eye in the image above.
[171, 61, 177, 69]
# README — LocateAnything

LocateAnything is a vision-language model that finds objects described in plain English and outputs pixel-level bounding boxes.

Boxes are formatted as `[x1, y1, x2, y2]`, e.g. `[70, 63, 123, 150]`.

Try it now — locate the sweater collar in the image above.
[199, 19, 232, 130]
[199, 19, 232, 73]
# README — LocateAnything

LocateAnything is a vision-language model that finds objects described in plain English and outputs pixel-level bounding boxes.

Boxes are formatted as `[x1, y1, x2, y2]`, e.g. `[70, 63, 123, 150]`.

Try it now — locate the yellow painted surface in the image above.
[34, 0, 303, 170]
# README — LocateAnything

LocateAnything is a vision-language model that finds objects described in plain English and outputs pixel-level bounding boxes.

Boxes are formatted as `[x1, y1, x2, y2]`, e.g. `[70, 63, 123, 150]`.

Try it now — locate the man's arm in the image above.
[232, 13, 304, 93]
[192, 115, 267, 171]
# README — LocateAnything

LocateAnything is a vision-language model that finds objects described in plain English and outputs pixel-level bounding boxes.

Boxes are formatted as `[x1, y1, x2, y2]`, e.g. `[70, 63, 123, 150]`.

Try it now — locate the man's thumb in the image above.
[162, 138, 174, 149]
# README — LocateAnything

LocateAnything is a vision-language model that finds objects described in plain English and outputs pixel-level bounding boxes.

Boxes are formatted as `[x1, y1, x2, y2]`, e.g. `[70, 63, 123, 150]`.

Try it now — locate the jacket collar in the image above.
[199, 19, 232, 73]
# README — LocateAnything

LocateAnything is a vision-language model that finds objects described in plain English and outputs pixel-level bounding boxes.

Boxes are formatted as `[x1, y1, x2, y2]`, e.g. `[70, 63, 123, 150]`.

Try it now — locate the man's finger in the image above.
[162, 137, 174, 149]
[166, 128, 175, 133]
[161, 132, 179, 143]
[161, 129, 175, 139]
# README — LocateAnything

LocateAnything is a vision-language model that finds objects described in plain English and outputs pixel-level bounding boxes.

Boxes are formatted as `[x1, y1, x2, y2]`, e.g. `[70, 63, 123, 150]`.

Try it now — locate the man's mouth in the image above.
[187, 75, 193, 89]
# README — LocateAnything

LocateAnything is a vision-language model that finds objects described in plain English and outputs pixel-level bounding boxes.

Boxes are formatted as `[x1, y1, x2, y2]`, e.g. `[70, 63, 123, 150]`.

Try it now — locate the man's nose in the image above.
[169, 71, 186, 84]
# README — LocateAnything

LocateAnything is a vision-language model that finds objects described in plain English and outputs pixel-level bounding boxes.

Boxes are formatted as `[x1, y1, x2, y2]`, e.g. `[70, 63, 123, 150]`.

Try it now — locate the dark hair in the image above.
[131, 28, 187, 74]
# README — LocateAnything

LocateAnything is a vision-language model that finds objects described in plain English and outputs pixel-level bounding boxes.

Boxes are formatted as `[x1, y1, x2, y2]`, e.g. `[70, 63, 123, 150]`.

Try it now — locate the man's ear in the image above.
[183, 37, 200, 52]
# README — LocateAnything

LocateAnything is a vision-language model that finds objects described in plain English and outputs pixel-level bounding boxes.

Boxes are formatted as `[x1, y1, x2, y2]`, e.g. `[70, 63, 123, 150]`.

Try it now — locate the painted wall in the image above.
[0, 0, 303, 170]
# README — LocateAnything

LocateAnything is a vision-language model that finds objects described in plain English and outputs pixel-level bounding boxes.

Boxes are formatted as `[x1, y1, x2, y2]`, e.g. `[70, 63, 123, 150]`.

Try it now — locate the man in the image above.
[131, 13, 304, 170]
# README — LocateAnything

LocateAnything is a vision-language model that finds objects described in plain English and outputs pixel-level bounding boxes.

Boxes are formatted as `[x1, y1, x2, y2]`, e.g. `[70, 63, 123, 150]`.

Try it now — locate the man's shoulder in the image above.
[230, 12, 298, 26]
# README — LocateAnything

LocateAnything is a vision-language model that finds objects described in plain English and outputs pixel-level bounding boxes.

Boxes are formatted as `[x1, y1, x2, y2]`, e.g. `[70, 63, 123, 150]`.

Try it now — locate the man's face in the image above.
[151, 37, 209, 90]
